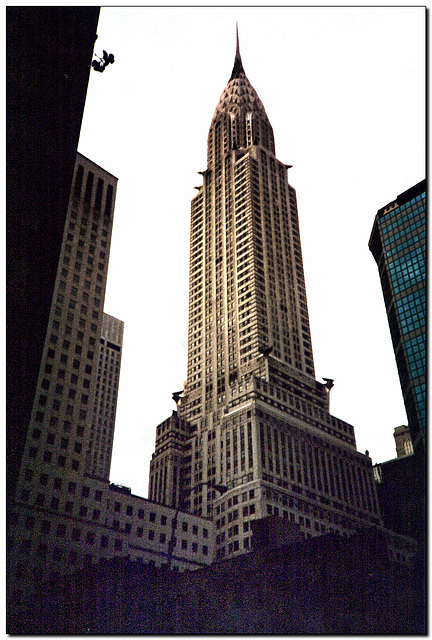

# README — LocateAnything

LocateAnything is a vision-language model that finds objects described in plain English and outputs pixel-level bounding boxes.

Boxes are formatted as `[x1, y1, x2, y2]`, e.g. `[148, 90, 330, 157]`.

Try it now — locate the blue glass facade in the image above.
[369, 181, 426, 449]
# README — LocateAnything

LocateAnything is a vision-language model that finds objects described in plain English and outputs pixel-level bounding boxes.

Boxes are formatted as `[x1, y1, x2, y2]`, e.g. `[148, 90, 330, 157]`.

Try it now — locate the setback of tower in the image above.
[148, 32, 390, 561]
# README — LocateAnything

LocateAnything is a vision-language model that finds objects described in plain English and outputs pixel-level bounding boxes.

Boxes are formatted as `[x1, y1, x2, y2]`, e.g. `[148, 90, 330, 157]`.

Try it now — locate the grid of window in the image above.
[375, 186, 426, 444]
[387, 247, 424, 294]
[404, 335, 425, 381]
[13, 156, 119, 567]
[90, 316, 123, 479]
[395, 289, 425, 335]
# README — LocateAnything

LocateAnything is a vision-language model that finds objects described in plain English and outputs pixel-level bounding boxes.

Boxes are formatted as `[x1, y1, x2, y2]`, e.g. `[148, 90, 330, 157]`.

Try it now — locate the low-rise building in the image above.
[8, 477, 214, 628]
[13, 518, 423, 634]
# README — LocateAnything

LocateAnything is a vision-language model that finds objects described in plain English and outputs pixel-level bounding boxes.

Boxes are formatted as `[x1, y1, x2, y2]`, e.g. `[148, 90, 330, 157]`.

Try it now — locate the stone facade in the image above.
[7, 154, 214, 629]
[149, 30, 383, 561]
[89, 312, 124, 479]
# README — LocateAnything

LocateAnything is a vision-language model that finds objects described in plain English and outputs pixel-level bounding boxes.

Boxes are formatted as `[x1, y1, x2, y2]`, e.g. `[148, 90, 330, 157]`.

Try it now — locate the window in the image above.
[95, 178, 104, 210]
[20, 539, 32, 556]
[84, 171, 94, 203]
[105, 184, 113, 217]
[86, 532, 95, 545]
[149, 512, 156, 523]
[41, 520, 51, 534]
[51, 547, 62, 564]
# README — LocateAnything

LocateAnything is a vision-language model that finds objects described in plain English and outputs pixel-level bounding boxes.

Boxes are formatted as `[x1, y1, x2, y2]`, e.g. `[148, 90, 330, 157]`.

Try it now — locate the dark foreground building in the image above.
[369, 181, 426, 624]
[7, 6, 100, 515]
[25, 518, 424, 634]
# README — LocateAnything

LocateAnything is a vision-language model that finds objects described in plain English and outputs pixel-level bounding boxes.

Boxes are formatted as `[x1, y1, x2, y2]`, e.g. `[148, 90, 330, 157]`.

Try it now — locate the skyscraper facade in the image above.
[369, 180, 426, 451]
[149, 33, 382, 560]
[89, 313, 125, 480]
[13, 153, 118, 498]
[8, 153, 215, 630]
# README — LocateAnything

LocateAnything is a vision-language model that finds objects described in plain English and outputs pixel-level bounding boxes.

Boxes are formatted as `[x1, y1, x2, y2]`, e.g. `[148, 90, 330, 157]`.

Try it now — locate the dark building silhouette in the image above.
[27, 519, 423, 634]
[7, 6, 100, 514]
[369, 181, 426, 630]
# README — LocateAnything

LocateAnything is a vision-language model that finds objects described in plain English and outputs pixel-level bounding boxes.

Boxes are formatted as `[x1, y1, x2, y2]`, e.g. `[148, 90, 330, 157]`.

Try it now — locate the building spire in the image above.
[230, 22, 245, 80]
[236, 21, 240, 57]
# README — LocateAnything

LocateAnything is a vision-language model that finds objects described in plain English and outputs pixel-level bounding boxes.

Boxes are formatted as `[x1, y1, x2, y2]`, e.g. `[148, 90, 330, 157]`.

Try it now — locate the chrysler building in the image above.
[149, 30, 382, 560]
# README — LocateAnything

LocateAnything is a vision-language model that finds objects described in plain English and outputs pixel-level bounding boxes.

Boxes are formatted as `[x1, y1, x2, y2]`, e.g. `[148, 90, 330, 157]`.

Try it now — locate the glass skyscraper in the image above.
[369, 180, 426, 450]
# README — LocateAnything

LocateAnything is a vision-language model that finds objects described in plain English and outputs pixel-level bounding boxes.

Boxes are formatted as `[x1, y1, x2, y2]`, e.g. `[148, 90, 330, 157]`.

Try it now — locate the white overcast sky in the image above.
[77, 6, 425, 499]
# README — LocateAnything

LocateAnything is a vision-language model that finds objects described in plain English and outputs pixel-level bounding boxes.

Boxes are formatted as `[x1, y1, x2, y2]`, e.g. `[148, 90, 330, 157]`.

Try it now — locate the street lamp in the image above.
[167, 482, 228, 569]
